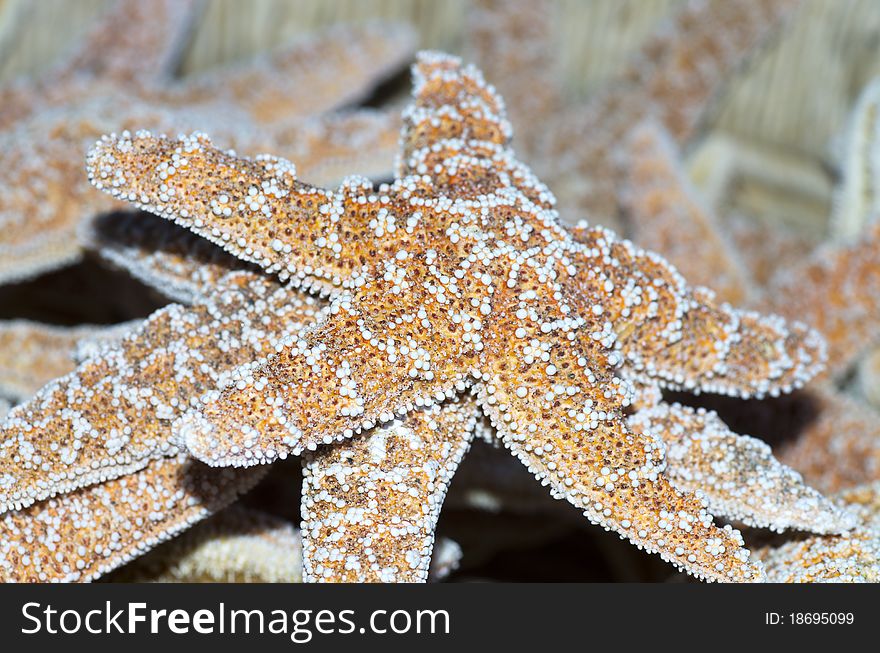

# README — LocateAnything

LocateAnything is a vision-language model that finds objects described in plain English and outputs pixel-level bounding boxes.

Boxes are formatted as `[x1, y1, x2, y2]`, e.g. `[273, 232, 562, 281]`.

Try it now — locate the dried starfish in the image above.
[757, 482, 880, 583]
[0, 0, 414, 284]
[0, 319, 134, 402]
[468, 0, 800, 242]
[107, 506, 305, 583]
[108, 504, 462, 583]
[774, 389, 880, 495]
[593, 63, 880, 578]
[620, 122, 751, 305]
[70, 51, 849, 583]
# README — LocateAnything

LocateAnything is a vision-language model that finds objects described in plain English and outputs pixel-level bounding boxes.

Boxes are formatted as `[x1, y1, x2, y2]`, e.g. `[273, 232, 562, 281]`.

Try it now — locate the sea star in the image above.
[467, 0, 800, 266]
[106, 503, 462, 584]
[37, 50, 850, 583]
[431, 0, 798, 523]
[757, 482, 880, 583]
[0, 0, 414, 285]
[0, 320, 134, 403]
[593, 66, 880, 577]
[667, 74, 880, 501]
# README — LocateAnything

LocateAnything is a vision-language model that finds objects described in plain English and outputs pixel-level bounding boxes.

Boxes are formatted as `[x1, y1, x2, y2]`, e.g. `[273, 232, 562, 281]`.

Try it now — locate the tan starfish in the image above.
[0, 0, 414, 284]
[593, 67, 880, 578]
[467, 0, 800, 259]
[39, 51, 850, 583]
[107, 504, 462, 584]
[106, 506, 305, 583]
[757, 482, 880, 583]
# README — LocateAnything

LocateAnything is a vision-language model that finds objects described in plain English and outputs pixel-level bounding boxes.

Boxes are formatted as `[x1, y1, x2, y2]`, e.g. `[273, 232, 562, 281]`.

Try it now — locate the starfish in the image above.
[466, 0, 800, 246]
[107, 506, 306, 583]
[678, 76, 880, 502]
[444, 0, 824, 522]
[105, 503, 462, 584]
[0, 320, 134, 403]
[0, 0, 414, 285]
[757, 482, 880, 583]
[591, 67, 880, 578]
[26, 50, 850, 584]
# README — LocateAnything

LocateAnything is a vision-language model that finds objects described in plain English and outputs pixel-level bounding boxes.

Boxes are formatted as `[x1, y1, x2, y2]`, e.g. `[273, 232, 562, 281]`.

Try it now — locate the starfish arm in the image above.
[776, 389, 880, 495]
[0, 274, 319, 514]
[756, 483, 880, 583]
[0, 95, 259, 285]
[168, 22, 416, 125]
[264, 109, 401, 188]
[724, 212, 816, 289]
[301, 398, 477, 583]
[397, 53, 510, 172]
[621, 121, 751, 305]
[0, 128, 115, 283]
[87, 130, 406, 289]
[627, 0, 801, 143]
[0, 321, 131, 402]
[111, 505, 461, 583]
[54, 0, 201, 88]
[570, 223, 826, 398]
[477, 302, 763, 582]
[109, 506, 303, 583]
[0, 455, 264, 582]
[465, 0, 559, 154]
[89, 213, 258, 305]
[86, 109, 399, 303]
[758, 531, 880, 583]
[539, 0, 799, 229]
[177, 265, 474, 467]
[627, 402, 855, 534]
[396, 53, 554, 209]
[767, 223, 880, 379]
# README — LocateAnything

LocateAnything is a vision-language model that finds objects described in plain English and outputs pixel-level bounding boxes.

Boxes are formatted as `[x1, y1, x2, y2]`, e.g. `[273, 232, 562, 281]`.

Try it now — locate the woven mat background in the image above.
[3, 0, 879, 155]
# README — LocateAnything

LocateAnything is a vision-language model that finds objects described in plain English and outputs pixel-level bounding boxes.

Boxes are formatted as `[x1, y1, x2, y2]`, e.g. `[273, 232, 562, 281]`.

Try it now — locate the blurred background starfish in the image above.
[0, 0, 415, 285]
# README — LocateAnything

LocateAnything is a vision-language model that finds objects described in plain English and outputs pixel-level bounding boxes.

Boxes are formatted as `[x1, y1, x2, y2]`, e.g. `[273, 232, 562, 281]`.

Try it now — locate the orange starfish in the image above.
[55, 51, 849, 583]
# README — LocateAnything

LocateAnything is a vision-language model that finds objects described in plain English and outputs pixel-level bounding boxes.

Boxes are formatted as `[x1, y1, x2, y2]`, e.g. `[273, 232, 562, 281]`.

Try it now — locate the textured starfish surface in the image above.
[572, 61, 880, 579]
[620, 123, 751, 305]
[107, 506, 305, 583]
[0, 319, 134, 402]
[107, 504, 461, 584]
[0, 0, 414, 285]
[757, 483, 880, 583]
[48, 50, 853, 584]
[471, 0, 880, 536]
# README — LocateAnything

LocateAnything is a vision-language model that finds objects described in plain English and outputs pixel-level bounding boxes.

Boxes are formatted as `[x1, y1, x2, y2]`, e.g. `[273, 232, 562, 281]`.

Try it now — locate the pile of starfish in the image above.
[1, 0, 879, 583]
